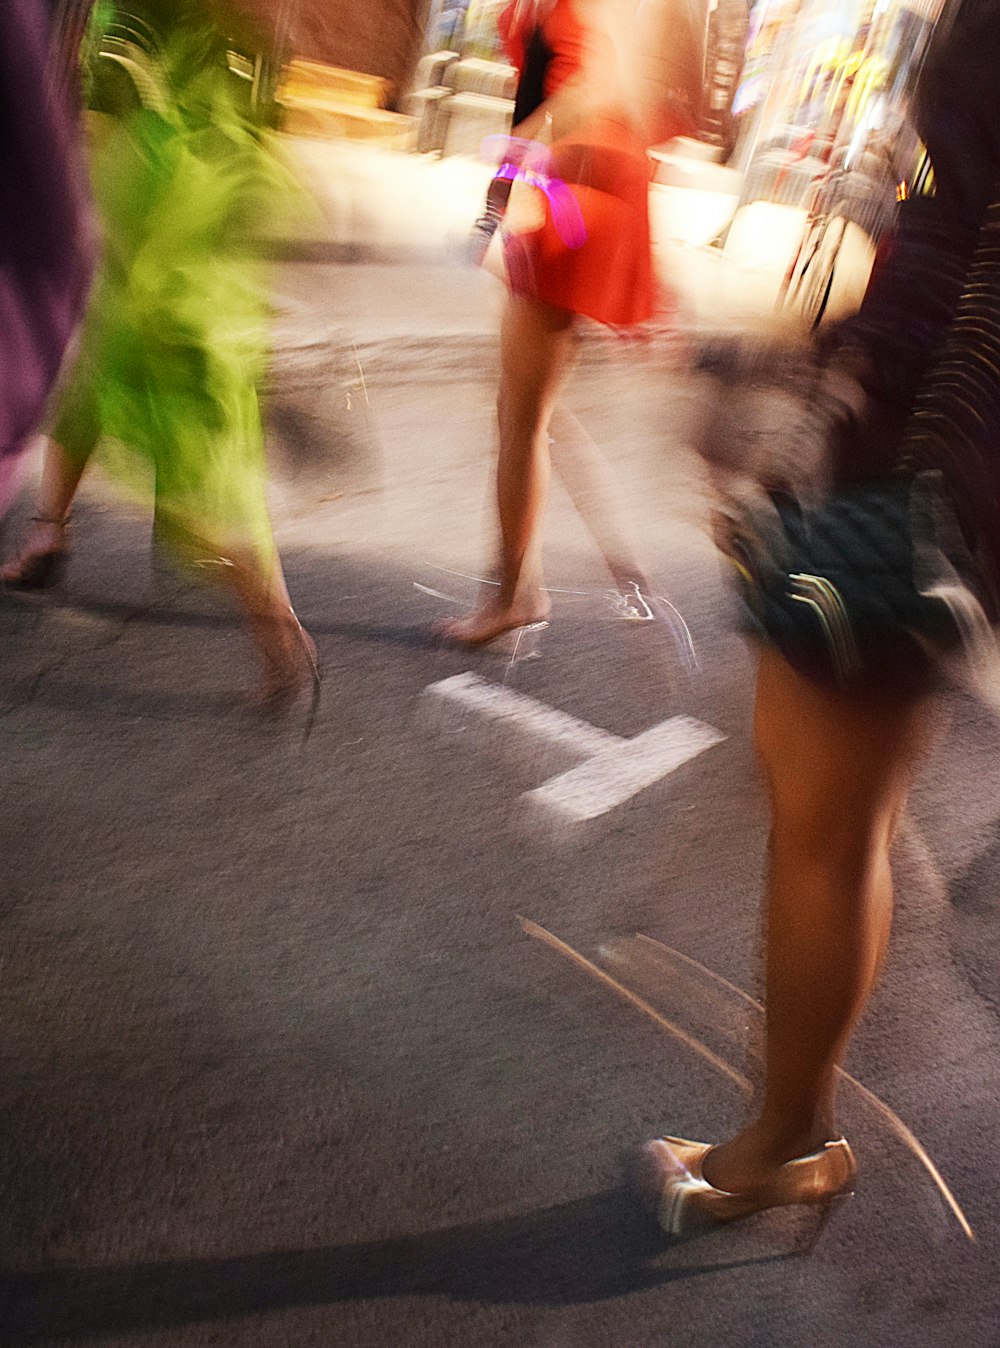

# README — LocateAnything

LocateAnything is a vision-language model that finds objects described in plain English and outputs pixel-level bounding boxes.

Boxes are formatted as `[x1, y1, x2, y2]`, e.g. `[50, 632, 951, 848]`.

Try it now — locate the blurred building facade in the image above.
[270, 0, 432, 107]
[53, 1, 433, 110]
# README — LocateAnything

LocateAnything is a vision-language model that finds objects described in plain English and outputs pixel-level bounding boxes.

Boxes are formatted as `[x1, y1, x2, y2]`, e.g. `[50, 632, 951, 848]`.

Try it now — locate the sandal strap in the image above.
[31, 514, 71, 526]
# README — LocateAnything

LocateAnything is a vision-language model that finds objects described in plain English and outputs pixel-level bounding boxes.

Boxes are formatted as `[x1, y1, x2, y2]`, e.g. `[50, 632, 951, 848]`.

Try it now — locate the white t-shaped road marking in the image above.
[422, 672, 725, 826]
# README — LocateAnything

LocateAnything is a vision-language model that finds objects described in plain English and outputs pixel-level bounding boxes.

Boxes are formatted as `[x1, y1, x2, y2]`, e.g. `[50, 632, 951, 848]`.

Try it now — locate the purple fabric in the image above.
[0, 0, 93, 507]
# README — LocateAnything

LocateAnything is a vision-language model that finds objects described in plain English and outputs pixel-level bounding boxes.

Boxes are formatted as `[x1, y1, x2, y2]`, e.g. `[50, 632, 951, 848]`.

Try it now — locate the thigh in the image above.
[498, 295, 575, 430]
[753, 648, 931, 836]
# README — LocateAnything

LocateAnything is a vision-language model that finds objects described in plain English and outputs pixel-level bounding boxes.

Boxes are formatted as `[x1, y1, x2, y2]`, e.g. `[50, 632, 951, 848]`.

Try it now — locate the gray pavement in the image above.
[2, 240, 1000, 1348]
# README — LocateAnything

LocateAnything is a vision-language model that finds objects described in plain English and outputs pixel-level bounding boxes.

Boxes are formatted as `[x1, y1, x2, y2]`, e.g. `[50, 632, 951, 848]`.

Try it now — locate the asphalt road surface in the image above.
[2, 262, 1000, 1347]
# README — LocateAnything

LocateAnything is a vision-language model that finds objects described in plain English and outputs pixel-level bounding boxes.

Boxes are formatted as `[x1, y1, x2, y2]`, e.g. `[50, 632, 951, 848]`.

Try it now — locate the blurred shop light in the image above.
[724, 200, 808, 300]
[650, 182, 739, 249]
[649, 142, 742, 248]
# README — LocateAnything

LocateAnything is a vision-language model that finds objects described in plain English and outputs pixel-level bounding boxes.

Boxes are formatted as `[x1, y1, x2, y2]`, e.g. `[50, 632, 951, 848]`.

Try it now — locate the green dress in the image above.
[55, 3, 290, 567]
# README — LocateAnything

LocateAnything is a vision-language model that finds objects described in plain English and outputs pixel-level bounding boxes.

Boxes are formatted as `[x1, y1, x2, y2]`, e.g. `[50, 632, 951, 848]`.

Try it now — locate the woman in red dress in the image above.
[438, 0, 703, 645]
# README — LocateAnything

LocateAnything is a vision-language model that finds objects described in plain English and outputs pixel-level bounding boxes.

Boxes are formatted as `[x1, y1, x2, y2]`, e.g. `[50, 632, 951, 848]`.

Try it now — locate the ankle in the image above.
[503, 580, 550, 617]
[757, 1101, 840, 1158]
[27, 515, 70, 546]
[703, 1117, 840, 1192]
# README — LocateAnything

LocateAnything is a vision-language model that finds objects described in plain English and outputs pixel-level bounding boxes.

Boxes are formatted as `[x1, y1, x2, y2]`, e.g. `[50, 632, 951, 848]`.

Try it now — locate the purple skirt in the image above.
[0, 0, 93, 511]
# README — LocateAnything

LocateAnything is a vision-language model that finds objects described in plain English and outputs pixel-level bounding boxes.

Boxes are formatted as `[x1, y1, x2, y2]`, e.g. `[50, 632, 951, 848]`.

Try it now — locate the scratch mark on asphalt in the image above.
[518, 917, 974, 1241]
[634, 933, 975, 1242]
[518, 917, 751, 1091]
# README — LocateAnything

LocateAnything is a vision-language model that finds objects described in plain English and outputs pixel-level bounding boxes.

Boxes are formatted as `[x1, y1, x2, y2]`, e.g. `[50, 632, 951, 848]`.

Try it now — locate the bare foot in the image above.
[1, 518, 70, 589]
[248, 614, 320, 713]
[433, 599, 550, 647]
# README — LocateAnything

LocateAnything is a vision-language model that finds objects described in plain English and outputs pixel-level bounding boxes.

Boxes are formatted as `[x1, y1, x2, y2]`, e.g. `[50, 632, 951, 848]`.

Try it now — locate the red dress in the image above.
[496, 0, 659, 328]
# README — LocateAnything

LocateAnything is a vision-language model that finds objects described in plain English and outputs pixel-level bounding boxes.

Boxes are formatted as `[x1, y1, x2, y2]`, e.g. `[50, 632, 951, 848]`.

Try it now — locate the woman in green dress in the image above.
[3, 0, 317, 711]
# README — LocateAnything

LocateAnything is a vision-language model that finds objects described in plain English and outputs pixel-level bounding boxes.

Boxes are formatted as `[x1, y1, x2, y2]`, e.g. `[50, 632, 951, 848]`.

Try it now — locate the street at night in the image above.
[6, 0, 1000, 1341]
[2, 253, 999, 1346]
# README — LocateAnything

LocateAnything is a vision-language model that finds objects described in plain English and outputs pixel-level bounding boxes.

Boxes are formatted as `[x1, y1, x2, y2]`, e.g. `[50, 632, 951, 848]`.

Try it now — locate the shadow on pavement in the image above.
[1, 1190, 787, 1343]
[5, 592, 440, 650]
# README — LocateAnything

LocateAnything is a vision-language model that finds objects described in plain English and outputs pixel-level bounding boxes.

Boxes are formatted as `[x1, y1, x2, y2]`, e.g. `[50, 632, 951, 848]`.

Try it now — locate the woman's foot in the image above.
[434, 597, 550, 647]
[638, 1132, 856, 1237]
[700, 1123, 839, 1193]
[1, 515, 71, 590]
[249, 610, 321, 715]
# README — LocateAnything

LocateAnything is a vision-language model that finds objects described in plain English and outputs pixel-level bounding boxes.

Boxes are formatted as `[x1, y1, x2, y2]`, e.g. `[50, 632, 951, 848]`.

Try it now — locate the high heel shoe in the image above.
[482, 619, 549, 658]
[1, 515, 71, 591]
[638, 1135, 856, 1238]
[611, 580, 656, 622]
[434, 614, 549, 684]
[610, 581, 698, 672]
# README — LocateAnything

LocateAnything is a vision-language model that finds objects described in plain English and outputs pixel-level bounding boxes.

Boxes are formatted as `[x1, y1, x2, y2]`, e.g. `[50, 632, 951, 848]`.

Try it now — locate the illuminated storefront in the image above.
[425, 0, 508, 60]
[720, 0, 945, 321]
[734, 0, 943, 191]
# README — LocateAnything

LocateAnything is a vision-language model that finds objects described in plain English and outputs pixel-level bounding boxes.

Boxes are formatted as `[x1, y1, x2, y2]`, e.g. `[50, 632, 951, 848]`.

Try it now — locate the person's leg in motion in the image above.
[438, 294, 574, 644]
[703, 649, 929, 1192]
[227, 549, 317, 711]
[157, 503, 317, 712]
[546, 403, 651, 596]
[1, 437, 93, 588]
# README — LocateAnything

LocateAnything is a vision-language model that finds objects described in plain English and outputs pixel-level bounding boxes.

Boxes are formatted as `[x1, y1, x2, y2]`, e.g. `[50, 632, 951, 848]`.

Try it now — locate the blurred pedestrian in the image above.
[2, 0, 318, 712]
[437, 0, 706, 647]
[640, 0, 1000, 1237]
[0, 0, 93, 517]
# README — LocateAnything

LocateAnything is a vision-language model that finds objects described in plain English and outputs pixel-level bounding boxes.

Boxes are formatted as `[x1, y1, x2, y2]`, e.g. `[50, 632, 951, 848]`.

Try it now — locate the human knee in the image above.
[497, 388, 548, 446]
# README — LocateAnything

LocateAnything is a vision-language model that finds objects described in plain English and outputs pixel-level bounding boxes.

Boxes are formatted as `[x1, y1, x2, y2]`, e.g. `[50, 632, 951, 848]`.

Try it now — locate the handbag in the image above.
[722, 471, 995, 687]
[718, 191, 1000, 691]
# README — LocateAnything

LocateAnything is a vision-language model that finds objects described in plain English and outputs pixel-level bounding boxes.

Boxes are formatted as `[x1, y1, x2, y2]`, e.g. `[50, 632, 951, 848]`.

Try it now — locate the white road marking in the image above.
[422, 673, 725, 824]
[525, 715, 726, 824]
[423, 672, 620, 763]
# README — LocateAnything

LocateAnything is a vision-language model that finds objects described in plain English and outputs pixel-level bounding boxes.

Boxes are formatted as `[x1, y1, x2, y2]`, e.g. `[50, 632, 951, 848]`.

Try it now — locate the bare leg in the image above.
[438, 294, 574, 644]
[6, 435, 314, 705]
[703, 649, 929, 1190]
[37, 438, 87, 521]
[1, 438, 90, 582]
[228, 556, 317, 709]
[546, 404, 650, 592]
[166, 521, 316, 708]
